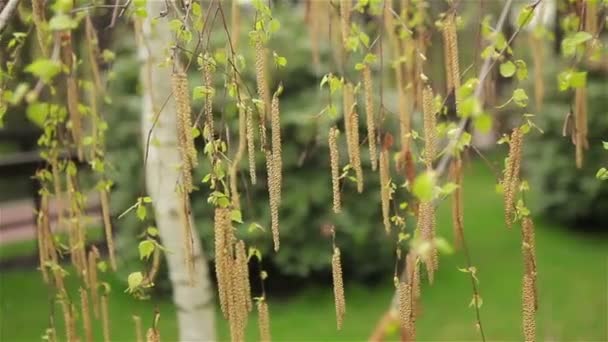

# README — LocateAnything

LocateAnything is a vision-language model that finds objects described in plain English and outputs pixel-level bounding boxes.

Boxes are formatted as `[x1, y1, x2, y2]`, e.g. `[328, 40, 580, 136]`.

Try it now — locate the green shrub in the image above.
[525, 72, 608, 229]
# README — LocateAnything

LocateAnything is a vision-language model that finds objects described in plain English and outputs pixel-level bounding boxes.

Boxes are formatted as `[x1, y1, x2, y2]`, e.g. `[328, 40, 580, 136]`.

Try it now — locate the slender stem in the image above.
[0, 0, 21, 32]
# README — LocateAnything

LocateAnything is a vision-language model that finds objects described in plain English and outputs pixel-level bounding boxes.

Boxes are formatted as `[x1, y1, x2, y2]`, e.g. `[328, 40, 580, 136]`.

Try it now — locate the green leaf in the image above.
[147, 226, 159, 237]
[138, 240, 155, 260]
[230, 209, 243, 223]
[473, 114, 492, 133]
[136, 205, 147, 221]
[412, 172, 435, 202]
[570, 71, 587, 88]
[142, 196, 153, 203]
[26, 103, 50, 128]
[25, 59, 62, 83]
[596, 167, 608, 180]
[602, 141, 608, 150]
[512, 88, 528, 107]
[499, 61, 516, 78]
[127, 272, 144, 291]
[49, 14, 78, 31]
[514, 60, 528, 80]
[517, 5, 534, 27]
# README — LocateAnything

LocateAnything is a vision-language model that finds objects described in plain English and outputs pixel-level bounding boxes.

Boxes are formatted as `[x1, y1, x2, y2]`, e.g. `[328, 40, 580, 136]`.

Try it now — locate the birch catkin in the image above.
[61, 32, 83, 160]
[88, 247, 100, 318]
[574, 86, 588, 169]
[422, 86, 436, 169]
[36, 193, 50, 282]
[257, 298, 271, 342]
[522, 274, 536, 342]
[504, 128, 523, 228]
[236, 240, 252, 312]
[522, 217, 537, 310]
[329, 127, 341, 213]
[397, 282, 412, 334]
[379, 149, 391, 233]
[202, 55, 215, 138]
[442, 13, 461, 95]
[343, 83, 363, 192]
[254, 40, 270, 129]
[418, 201, 437, 283]
[133, 315, 144, 342]
[101, 294, 111, 342]
[266, 150, 281, 251]
[231, 105, 247, 209]
[332, 247, 346, 330]
[246, 105, 257, 184]
[270, 91, 282, 204]
[339, 0, 351, 48]
[99, 188, 116, 271]
[79, 287, 93, 342]
[171, 69, 197, 192]
[362, 65, 378, 170]
[214, 207, 232, 318]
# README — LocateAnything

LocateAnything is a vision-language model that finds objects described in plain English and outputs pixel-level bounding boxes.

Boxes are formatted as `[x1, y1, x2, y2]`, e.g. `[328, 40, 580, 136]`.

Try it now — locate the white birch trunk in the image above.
[139, 2, 216, 340]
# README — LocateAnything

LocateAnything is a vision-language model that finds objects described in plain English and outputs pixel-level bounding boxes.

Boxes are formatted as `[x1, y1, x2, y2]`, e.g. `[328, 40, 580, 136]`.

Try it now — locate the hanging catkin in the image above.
[231, 0, 241, 50]
[339, 0, 351, 48]
[88, 247, 100, 318]
[246, 105, 257, 184]
[79, 287, 93, 342]
[397, 282, 412, 335]
[343, 83, 363, 192]
[522, 217, 537, 310]
[230, 105, 247, 209]
[450, 158, 464, 249]
[406, 252, 421, 299]
[379, 149, 391, 233]
[584, 0, 598, 36]
[214, 207, 233, 318]
[254, 39, 270, 140]
[503, 128, 523, 228]
[418, 201, 437, 283]
[442, 13, 461, 96]
[270, 90, 282, 205]
[329, 127, 341, 213]
[59, 297, 76, 342]
[84, 17, 103, 94]
[202, 55, 215, 139]
[422, 86, 436, 169]
[228, 248, 247, 342]
[61, 32, 83, 160]
[146, 328, 160, 342]
[266, 150, 280, 251]
[133, 316, 144, 342]
[362, 65, 378, 170]
[522, 274, 536, 342]
[171, 69, 197, 192]
[36, 193, 50, 283]
[306, 0, 321, 70]
[574, 86, 588, 169]
[236, 240, 252, 312]
[31, 0, 47, 55]
[331, 247, 346, 330]
[257, 298, 271, 342]
[99, 188, 116, 271]
[101, 294, 111, 342]
[529, 34, 544, 110]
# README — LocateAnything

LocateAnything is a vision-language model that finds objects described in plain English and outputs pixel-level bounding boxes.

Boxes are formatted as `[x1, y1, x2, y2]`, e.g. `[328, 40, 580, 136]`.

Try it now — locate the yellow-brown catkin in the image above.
[529, 34, 544, 110]
[171, 69, 197, 192]
[178, 189, 195, 285]
[228, 253, 247, 342]
[214, 207, 233, 318]
[133, 315, 144, 342]
[99, 188, 116, 271]
[522, 217, 537, 310]
[379, 149, 391, 233]
[343, 83, 363, 192]
[418, 201, 437, 283]
[362, 65, 378, 171]
[332, 247, 346, 330]
[84, 16, 103, 94]
[339, 0, 351, 48]
[88, 247, 100, 318]
[79, 287, 93, 342]
[146, 328, 160, 342]
[32, 0, 47, 55]
[406, 252, 421, 299]
[450, 158, 464, 249]
[270, 92, 282, 204]
[231, 105, 247, 209]
[61, 32, 83, 161]
[503, 128, 523, 228]
[101, 294, 111, 342]
[574, 86, 588, 169]
[236, 240, 252, 312]
[329, 127, 341, 214]
[306, 0, 322, 70]
[257, 298, 271, 342]
[203, 56, 215, 138]
[585, 0, 598, 36]
[36, 193, 50, 282]
[522, 274, 536, 342]
[231, 0, 241, 50]
[59, 297, 76, 342]
[442, 14, 461, 96]
[254, 40, 270, 127]
[397, 282, 412, 335]
[266, 150, 281, 252]
[422, 86, 436, 169]
[246, 105, 257, 184]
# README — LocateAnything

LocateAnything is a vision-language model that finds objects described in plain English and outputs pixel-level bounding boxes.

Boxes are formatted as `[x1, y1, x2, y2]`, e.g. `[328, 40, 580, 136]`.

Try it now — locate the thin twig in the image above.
[0, 0, 20, 32]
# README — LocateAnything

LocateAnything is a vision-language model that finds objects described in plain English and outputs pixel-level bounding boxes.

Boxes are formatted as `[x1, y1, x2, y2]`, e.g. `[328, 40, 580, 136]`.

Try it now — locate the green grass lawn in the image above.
[1, 160, 606, 341]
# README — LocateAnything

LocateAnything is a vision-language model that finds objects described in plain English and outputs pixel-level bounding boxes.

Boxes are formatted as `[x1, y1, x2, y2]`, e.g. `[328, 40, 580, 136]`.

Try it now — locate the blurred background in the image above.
[1, 0, 607, 340]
